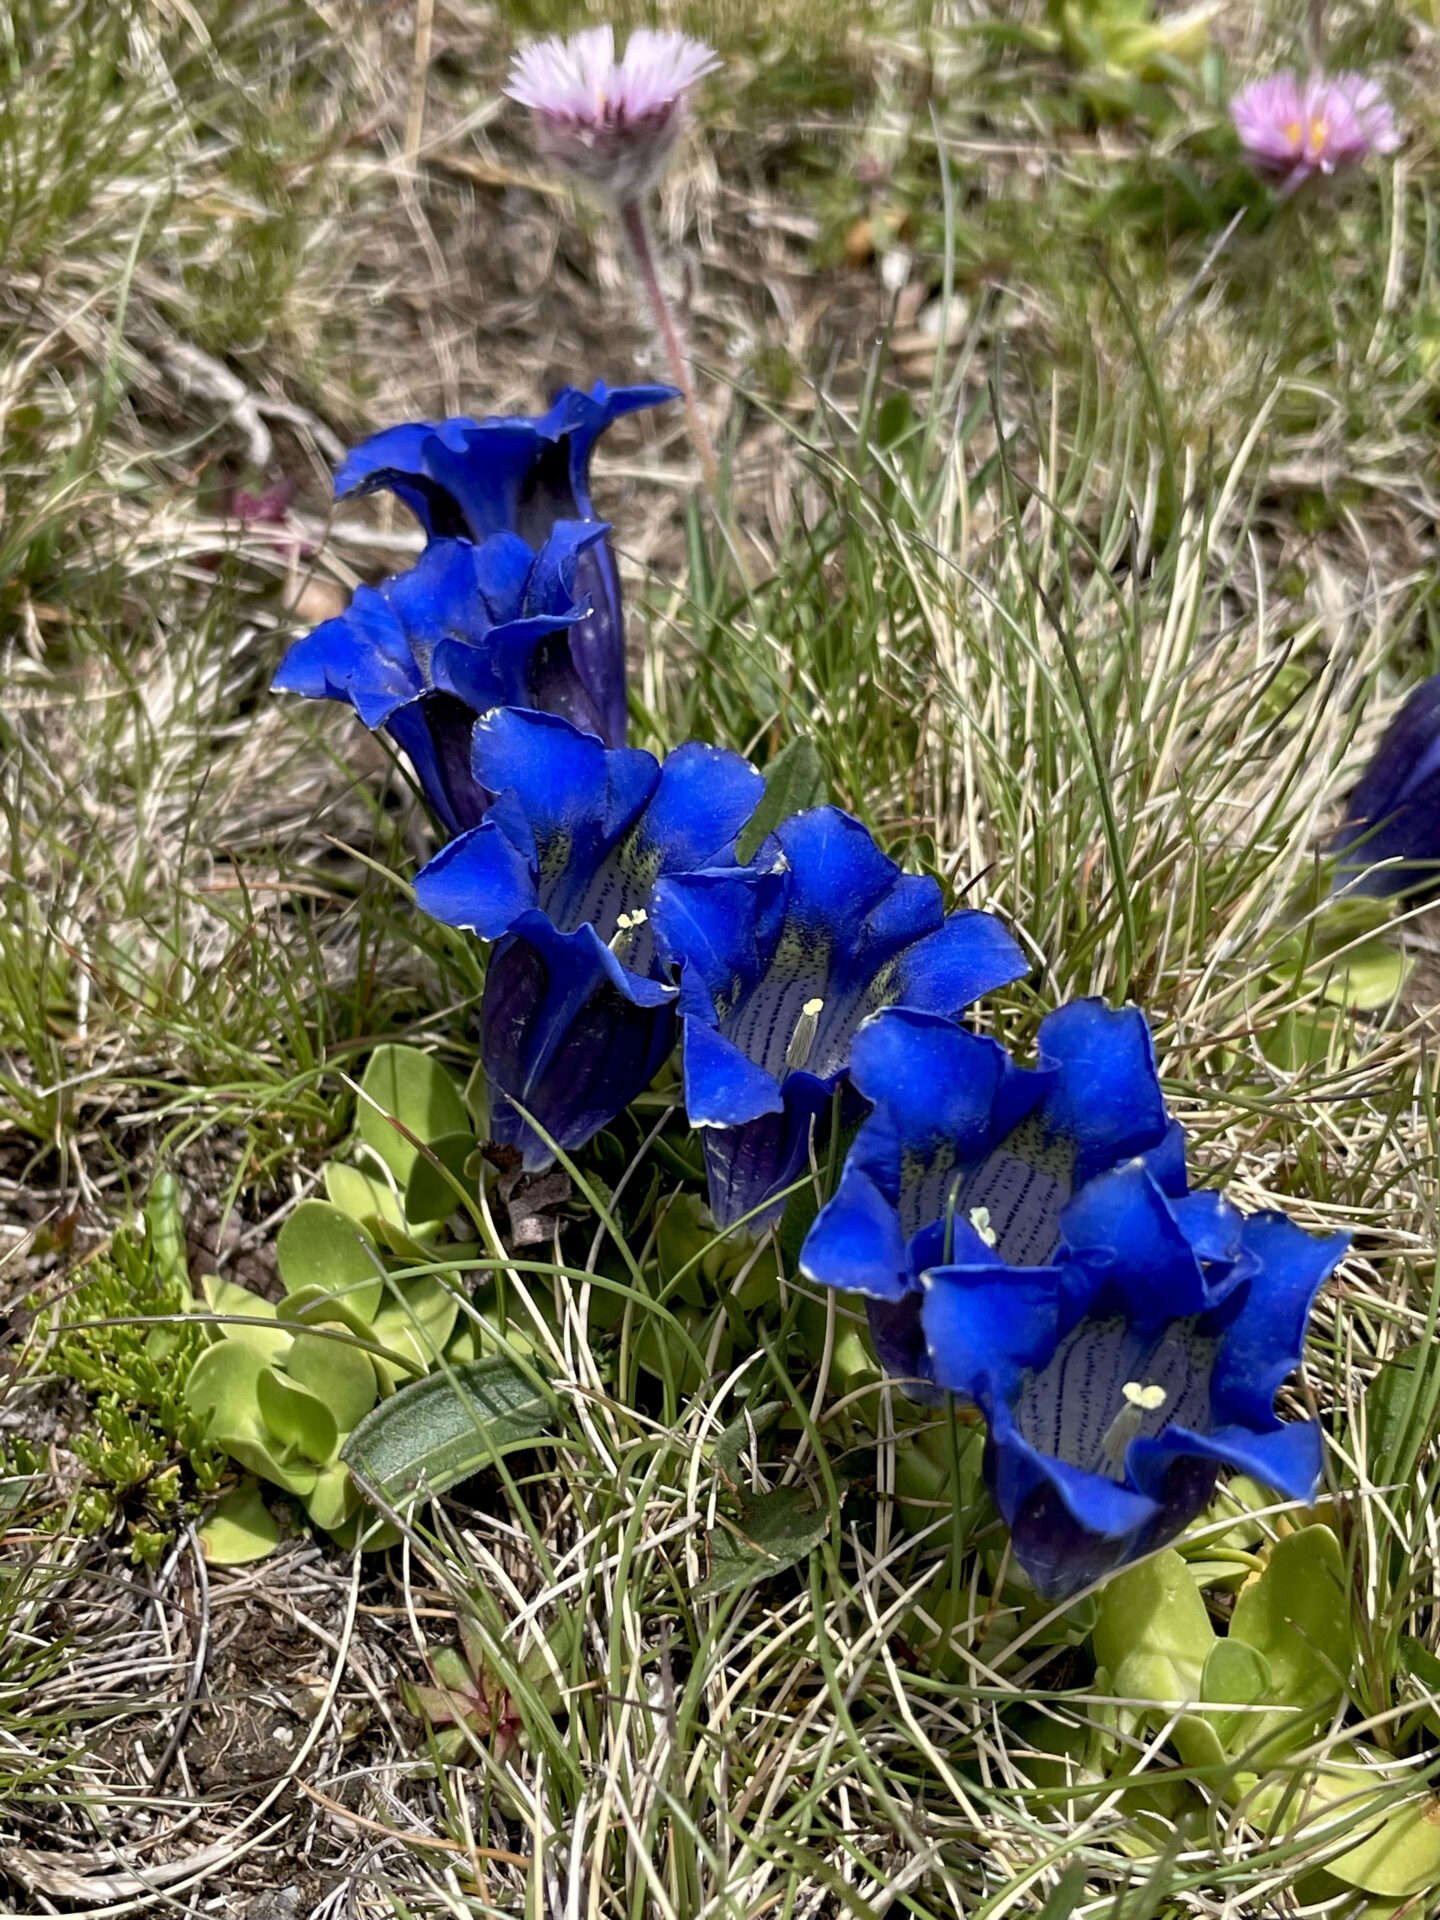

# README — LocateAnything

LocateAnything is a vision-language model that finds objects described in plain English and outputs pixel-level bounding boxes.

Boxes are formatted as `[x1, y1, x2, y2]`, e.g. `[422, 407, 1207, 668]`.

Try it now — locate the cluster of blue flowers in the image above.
[275, 380, 1348, 1602]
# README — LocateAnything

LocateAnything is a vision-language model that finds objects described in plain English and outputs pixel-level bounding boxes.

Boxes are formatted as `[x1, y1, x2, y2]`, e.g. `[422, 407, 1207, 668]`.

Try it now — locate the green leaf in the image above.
[325, 1160, 406, 1234]
[369, 1273, 463, 1386]
[1227, 1526, 1351, 1759]
[734, 736, 827, 866]
[184, 1343, 318, 1496]
[1307, 936, 1410, 1012]
[277, 1284, 382, 1343]
[1092, 1549, 1224, 1770]
[275, 1201, 385, 1321]
[358, 1045, 471, 1185]
[1367, 1347, 1439, 1476]
[342, 1355, 554, 1510]
[1325, 1784, 1440, 1897]
[256, 1367, 339, 1464]
[198, 1479, 281, 1565]
[714, 1401, 784, 1487]
[1201, 1636, 1272, 1755]
[145, 1169, 192, 1307]
[198, 1273, 292, 1363]
[285, 1328, 379, 1435]
[404, 1130, 478, 1227]
[302, 1460, 358, 1535]
[1246, 1742, 1440, 1899]
[695, 1484, 832, 1599]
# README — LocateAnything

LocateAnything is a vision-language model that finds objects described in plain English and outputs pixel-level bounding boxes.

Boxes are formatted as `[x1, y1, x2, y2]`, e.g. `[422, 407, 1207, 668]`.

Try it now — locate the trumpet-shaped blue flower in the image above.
[334, 382, 676, 751]
[273, 525, 606, 835]
[922, 1182, 1345, 1599]
[1333, 673, 1440, 898]
[800, 999, 1179, 1384]
[801, 1002, 1346, 1599]
[414, 709, 763, 1166]
[649, 810, 1027, 1230]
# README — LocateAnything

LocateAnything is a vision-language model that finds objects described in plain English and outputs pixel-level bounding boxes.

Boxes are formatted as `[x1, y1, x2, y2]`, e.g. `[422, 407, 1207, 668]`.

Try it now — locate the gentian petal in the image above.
[272, 590, 420, 727]
[986, 1398, 1160, 1599]
[921, 1263, 1064, 1399]
[333, 386, 677, 751]
[1128, 1419, 1323, 1510]
[384, 694, 489, 837]
[470, 707, 661, 905]
[1206, 1213, 1348, 1431]
[890, 907, 1029, 1014]
[798, 1147, 912, 1302]
[1142, 1119, 1190, 1199]
[1058, 1161, 1212, 1321]
[652, 866, 788, 1025]
[699, 1071, 830, 1231]
[639, 742, 764, 874]
[1034, 1000, 1171, 1185]
[864, 1295, 936, 1394]
[682, 1020, 785, 1127]
[849, 1009, 1043, 1164]
[413, 817, 538, 941]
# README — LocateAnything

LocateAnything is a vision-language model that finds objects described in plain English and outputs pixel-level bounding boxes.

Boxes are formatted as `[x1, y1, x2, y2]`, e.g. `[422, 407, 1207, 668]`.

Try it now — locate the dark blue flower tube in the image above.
[334, 382, 677, 752]
[649, 808, 1027, 1232]
[801, 1001, 1347, 1599]
[413, 709, 763, 1167]
[1333, 673, 1440, 898]
[273, 524, 606, 836]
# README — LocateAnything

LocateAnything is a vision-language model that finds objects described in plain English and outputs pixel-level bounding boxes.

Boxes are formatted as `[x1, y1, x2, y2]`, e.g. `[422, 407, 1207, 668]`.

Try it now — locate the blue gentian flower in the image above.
[334, 382, 676, 752]
[414, 708, 763, 1166]
[800, 999, 1179, 1384]
[273, 525, 605, 836]
[922, 1182, 1345, 1600]
[1333, 673, 1440, 898]
[649, 809, 1028, 1231]
[801, 1002, 1347, 1600]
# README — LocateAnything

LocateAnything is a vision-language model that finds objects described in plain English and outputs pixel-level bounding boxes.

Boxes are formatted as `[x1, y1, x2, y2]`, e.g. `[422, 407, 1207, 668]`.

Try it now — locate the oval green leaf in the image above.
[275, 1200, 385, 1321]
[358, 1045, 471, 1184]
[342, 1354, 554, 1510]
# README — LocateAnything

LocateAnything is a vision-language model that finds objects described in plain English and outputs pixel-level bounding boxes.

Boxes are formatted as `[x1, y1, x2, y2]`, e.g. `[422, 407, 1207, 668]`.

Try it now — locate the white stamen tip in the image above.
[802, 996, 824, 1017]
[969, 1206, 997, 1248]
[1123, 1381, 1168, 1412]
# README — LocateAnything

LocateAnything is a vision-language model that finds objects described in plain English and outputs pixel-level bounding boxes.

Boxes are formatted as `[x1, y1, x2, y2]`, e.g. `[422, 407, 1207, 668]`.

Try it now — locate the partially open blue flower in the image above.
[921, 1178, 1346, 1599]
[800, 1001, 1346, 1598]
[273, 526, 606, 836]
[649, 809, 1027, 1231]
[414, 708, 762, 1166]
[334, 382, 676, 752]
[799, 998, 1177, 1379]
[1333, 673, 1440, 898]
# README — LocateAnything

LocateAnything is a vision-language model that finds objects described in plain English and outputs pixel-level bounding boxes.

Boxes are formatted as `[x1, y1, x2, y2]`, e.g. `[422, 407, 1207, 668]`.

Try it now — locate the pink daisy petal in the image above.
[505, 25, 720, 202]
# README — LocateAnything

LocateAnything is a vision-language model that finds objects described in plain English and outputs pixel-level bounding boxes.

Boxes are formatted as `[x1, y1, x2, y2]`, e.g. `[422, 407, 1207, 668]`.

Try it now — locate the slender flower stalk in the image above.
[615, 197, 721, 498]
[506, 26, 724, 501]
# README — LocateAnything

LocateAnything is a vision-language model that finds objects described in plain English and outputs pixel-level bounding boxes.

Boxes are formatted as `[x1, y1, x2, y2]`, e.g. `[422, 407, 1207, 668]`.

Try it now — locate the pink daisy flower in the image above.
[506, 25, 720, 203]
[1231, 70, 1400, 189]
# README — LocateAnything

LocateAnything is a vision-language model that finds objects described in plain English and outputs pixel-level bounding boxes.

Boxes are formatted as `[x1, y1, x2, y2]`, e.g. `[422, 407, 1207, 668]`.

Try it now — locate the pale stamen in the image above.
[784, 996, 825, 1072]
[608, 906, 647, 955]
[1096, 1380, 1168, 1473]
[969, 1205, 997, 1248]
